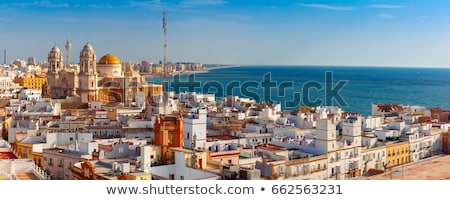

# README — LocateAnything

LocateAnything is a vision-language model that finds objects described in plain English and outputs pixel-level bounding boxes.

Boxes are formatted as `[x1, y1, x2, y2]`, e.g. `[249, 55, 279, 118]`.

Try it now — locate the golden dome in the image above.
[98, 53, 121, 65]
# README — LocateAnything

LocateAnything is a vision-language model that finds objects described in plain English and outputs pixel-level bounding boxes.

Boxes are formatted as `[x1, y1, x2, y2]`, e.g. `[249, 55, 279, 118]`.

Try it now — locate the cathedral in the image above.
[46, 41, 150, 105]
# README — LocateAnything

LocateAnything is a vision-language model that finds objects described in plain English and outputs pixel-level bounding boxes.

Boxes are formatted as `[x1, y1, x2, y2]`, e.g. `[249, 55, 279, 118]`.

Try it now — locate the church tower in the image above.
[48, 46, 63, 73]
[47, 46, 63, 98]
[78, 43, 98, 103]
[65, 39, 72, 69]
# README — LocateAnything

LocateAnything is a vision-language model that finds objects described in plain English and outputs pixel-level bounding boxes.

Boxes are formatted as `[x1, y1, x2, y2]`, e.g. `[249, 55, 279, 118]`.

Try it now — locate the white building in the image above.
[151, 147, 220, 180]
[184, 108, 207, 150]
[0, 159, 50, 180]
[18, 89, 42, 101]
[373, 129, 400, 141]
[362, 116, 383, 130]
[42, 148, 85, 180]
[361, 145, 386, 173]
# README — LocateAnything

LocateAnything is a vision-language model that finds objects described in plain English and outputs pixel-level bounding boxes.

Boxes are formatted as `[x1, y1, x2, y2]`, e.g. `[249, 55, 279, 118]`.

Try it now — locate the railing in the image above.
[32, 163, 51, 180]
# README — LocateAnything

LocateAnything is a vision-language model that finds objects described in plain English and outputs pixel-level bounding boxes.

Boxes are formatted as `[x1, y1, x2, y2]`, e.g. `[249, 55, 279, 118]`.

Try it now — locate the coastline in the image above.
[143, 65, 240, 79]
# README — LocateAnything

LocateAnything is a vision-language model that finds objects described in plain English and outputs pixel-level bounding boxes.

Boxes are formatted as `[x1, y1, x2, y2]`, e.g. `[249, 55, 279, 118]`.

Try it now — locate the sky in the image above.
[1, 0, 450, 67]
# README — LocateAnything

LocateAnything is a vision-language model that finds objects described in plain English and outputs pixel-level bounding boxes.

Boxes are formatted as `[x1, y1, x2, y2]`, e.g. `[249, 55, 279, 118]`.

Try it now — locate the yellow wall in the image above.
[386, 141, 409, 168]
[15, 142, 33, 159]
[152, 66, 163, 74]
[13, 74, 47, 90]
[129, 173, 152, 180]
[2, 117, 12, 139]
[149, 84, 162, 96]
[31, 152, 43, 167]
[14, 142, 43, 167]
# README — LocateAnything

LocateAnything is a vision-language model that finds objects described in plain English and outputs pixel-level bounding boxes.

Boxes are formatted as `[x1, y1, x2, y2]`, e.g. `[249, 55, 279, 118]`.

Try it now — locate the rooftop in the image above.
[208, 135, 239, 140]
[0, 152, 16, 159]
[361, 155, 450, 180]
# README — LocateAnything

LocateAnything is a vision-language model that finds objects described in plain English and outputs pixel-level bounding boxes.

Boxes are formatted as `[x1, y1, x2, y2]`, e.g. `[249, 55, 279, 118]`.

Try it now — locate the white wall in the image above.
[127, 120, 152, 128]
[389, 121, 406, 133]
[79, 141, 98, 155]
[104, 142, 130, 159]
[362, 116, 383, 130]
[0, 159, 34, 174]
[373, 130, 397, 141]
[184, 108, 207, 149]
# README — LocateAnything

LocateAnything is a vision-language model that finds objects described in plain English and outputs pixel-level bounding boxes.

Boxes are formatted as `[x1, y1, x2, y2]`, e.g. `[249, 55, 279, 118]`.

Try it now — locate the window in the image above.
[168, 133, 173, 144]
[69, 137, 73, 141]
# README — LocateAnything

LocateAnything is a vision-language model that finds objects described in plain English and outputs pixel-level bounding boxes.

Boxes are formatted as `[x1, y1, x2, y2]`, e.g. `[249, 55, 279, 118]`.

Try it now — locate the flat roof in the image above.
[361, 155, 450, 180]
[208, 135, 239, 140]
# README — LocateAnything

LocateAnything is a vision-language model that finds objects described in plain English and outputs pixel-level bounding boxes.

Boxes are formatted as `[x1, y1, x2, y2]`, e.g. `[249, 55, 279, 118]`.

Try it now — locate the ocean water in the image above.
[147, 66, 450, 116]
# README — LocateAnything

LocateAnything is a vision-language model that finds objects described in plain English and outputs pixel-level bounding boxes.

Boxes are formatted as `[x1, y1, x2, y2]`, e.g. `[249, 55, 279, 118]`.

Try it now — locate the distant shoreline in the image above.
[143, 65, 240, 79]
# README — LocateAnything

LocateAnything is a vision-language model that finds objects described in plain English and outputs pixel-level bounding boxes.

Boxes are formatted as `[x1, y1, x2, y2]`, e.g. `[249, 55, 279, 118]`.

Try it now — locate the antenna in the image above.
[163, 7, 167, 115]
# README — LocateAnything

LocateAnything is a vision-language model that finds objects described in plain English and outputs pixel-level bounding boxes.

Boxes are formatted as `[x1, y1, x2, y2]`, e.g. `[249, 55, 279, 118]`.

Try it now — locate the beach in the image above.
[143, 65, 240, 78]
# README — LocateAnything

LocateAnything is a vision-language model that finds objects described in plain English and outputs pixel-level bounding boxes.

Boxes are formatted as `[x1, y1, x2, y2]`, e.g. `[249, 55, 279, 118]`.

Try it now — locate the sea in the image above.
[146, 65, 450, 116]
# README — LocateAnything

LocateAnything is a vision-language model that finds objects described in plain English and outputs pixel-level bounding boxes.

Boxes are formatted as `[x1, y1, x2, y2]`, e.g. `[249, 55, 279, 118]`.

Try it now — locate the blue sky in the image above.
[1, 0, 450, 67]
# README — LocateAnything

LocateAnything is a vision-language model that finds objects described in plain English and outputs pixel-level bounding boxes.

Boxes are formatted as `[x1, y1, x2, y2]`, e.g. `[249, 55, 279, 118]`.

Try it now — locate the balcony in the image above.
[311, 167, 327, 173]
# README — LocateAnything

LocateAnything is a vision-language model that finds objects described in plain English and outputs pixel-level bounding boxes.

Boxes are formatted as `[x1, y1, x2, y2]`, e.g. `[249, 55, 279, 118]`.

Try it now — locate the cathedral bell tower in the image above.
[78, 43, 98, 103]
[47, 46, 63, 98]
[48, 45, 63, 73]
